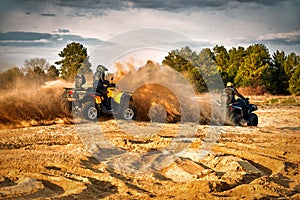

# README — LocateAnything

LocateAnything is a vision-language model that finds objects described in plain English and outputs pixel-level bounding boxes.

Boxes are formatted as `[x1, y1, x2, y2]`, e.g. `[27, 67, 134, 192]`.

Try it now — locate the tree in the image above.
[47, 65, 59, 80]
[55, 42, 92, 81]
[163, 46, 195, 72]
[289, 66, 300, 95]
[234, 44, 270, 87]
[0, 67, 24, 90]
[213, 45, 229, 82]
[196, 48, 219, 91]
[24, 58, 50, 85]
[227, 46, 246, 84]
[163, 46, 218, 92]
[284, 52, 299, 79]
[163, 44, 299, 94]
[265, 51, 289, 94]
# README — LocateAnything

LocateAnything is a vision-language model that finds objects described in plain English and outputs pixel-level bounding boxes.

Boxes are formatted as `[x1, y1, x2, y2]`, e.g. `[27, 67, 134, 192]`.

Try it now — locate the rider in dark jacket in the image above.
[224, 82, 249, 121]
[93, 65, 110, 110]
[93, 65, 108, 87]
[224, 82, 245, 104]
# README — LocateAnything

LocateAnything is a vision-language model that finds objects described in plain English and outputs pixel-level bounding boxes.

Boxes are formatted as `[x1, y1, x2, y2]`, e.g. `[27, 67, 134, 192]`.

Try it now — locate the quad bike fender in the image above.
[113, 93, 123, 104]
[249, 104, 258, 112]
[112, 92, 133, 114]
[95, 95, 102, 104]
[230, 105, 243, 115]
[121, 92, 132, 103]
[113, 92, 132, 105]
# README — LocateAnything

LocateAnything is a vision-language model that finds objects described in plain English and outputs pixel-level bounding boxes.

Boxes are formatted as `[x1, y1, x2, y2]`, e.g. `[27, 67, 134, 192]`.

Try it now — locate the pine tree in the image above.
[55, 42, 92, 81]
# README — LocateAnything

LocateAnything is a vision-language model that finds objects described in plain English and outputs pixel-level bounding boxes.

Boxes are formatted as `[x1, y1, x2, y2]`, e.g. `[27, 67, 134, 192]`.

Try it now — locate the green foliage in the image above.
[264, 51, 289, 94]
[55, 42, 92, 81]
[226, 47, 246, 84]
[163, 46, 218, 92]
[284, 52, 299, 79]
[234, 44, 270, 87]
[263, 97, 298, 106]
[289, 66, 300, 95]
[163, 44, 299, 95]
[47, 65, 60, 80]
[213, 45, 229, 82]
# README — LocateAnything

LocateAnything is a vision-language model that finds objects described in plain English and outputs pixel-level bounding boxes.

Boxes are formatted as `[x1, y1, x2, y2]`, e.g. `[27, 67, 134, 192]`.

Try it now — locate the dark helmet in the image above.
[97, 65, 108, 72]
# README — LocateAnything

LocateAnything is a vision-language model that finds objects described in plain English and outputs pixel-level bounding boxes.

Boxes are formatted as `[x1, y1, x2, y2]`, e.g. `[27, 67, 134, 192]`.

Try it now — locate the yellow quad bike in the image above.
[84, 81, 137, 121]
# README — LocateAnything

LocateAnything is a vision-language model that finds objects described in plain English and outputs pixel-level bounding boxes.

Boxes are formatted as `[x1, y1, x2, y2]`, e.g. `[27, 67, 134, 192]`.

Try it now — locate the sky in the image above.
[0, 0, 299, 72]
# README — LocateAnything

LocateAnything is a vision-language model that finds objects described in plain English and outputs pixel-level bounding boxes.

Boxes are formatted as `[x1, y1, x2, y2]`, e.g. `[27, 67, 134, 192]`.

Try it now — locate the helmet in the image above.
[96, 65, 108, 72]
[75, 74, 86, 88]
[226, 82, 233, 87]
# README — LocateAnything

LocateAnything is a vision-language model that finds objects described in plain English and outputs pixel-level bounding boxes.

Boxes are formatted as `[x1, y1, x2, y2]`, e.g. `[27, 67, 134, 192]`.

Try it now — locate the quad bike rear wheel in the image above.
[82, 101, 98, 121]
[231, 112, 242, 126]
[61, 100, 72, 115]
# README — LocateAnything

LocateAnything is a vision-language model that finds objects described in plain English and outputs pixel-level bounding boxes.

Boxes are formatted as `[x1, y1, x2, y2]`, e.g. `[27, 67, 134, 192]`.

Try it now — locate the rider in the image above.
[93, 65, 110, 110]
[224, 82, 249, 121]
[224, 82, 245, 104]
[93, 65, 108, 87]
[75, 74, 86, 88]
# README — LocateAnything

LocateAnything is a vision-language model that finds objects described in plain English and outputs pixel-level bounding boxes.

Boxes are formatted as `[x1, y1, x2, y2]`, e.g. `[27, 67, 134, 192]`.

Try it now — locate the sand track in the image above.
[0, 106, 299, 199]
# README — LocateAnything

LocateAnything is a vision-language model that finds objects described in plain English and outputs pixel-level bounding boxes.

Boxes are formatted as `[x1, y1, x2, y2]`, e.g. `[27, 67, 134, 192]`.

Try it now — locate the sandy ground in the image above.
[0, 105, 299, 199]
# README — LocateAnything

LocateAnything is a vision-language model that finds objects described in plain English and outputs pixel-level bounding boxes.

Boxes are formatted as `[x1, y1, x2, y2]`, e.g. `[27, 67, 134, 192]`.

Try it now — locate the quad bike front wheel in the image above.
[247, 113, 258, 126]
[120, 105, 137, 120]
[82, 101, 98, 121]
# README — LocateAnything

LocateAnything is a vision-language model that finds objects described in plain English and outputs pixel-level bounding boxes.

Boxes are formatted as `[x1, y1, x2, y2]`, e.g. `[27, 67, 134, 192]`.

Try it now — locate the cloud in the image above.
[0, 31, 101, 47]
[40, 13, 56, 17]
[254, 30, 300, 46]
[232, 0, 289, 6]
[0, 31, 103, 67]
[54, 0, 227, 13]
[228, 30, 300, 48]
[58, 29, 70, 33]
[257, 30, 300, 42]
[54, 0, 291, 14]
[0, 32, 52, 41]
[67, 13, 87, 17]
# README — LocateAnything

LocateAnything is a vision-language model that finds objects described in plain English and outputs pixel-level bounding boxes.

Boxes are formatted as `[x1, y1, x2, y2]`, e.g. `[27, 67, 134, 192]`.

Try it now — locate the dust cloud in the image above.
[0, 79, 73, 129]
[112, 60, 215, 124]
[0, 60, 220, 129]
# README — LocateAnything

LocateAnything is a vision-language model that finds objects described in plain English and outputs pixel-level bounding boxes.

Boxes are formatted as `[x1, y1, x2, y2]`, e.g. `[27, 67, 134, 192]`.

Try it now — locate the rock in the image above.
[0, 175, 4, 182]
[0, 177, 44, 198]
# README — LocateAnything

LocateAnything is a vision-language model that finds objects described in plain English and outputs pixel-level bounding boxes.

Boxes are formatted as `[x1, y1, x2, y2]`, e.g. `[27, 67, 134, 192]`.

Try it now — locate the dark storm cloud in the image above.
[232, 0, 288, 6]
[55, 0, 225, 11]
[40, 13, 56, 17]
[55, 0, 126, 10]
[0, 31, 101, 47]
[54, 0, 290, 12]
[0, 32, 52, 41]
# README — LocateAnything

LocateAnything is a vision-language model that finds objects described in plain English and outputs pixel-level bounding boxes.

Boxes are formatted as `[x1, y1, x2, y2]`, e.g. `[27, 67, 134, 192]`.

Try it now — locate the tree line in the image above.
[0, 42, 92, 90]
[163, 44, 300, 95]
[0, 42, 299, 95]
